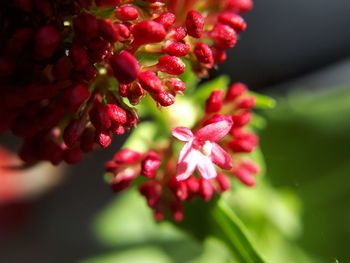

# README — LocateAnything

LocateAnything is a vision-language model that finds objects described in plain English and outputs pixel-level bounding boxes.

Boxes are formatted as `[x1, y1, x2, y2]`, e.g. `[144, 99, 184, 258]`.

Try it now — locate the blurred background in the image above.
[1, 1, 350, 262]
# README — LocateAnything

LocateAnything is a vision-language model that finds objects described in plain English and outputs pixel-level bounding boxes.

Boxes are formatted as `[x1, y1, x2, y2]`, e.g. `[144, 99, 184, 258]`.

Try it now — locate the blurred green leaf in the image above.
[122, 122, 158, 152]
[249, 91, 276, 109]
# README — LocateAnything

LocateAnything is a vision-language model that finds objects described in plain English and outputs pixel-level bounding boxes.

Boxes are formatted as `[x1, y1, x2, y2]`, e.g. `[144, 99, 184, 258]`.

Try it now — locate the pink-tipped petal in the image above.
[176, 141, 198, 180]
[172, 126, 194, 141]
[195, 117, 233, 142]
[197, 154, 217, 179]
[211, 143, 233, 170]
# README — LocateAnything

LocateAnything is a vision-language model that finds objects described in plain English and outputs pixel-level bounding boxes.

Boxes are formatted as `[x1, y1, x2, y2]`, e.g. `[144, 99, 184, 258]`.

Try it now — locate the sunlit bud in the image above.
[218, 13, 247, 32]
[139, 181, 162, 207]
[199, 178, 214, 201]
[194, 42, 214, 65]
[155, 56, 186, 75]
[216, 172, 231, 192]
[154, 12, 176, 30]
[138, 71, 164, 93]
[141, 151, 161, 178]
[232, 111, 252, 127]
[166, 78, 185, 92]
[152, 90, 175, 106]
[106, 104, 127, 124]
[185, 10, 204, 38]
[210, 24, 237, 50]
[170, 201, 184, 222]
[169, 176, 188, 201]
[96, 130, 112, 148]
[114, 5, 139, 21]
[162, 41, 190, 57]
[166, 27, 187, 41]
[205, 90, 224, 113]
[113, 148, 142, 164]
[237, 97, 256, 109]
[225, 82, 247, 101]
[233, 167, 255, 186]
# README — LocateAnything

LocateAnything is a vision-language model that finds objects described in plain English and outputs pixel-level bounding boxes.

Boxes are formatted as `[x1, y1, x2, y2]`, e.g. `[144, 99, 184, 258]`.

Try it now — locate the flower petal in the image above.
[197, 153, 217, 179]
[172, 126, 194, 142]
[211, 143, 232, 170]
[176, 141, 198, 180]
[195, 117, 233, 142]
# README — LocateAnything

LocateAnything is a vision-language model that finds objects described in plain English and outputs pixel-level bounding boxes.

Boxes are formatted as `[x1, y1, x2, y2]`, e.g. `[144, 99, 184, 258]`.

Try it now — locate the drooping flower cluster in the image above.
[0, 0, 253, 165]
[105, 82, 259, 221]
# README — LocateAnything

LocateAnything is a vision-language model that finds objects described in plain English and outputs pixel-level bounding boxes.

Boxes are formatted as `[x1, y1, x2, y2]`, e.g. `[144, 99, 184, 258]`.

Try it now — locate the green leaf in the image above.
[193, 75, 230, 105]
[178, 197, 268, 263]
[122, 121, 158, 152]
[212, 201, 268, 263]
[249, 91, 276, 109]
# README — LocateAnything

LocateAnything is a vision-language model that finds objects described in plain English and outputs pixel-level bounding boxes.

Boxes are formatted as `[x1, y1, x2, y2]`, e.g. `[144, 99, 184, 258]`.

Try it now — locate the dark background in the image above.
[1, 1, 350, 262]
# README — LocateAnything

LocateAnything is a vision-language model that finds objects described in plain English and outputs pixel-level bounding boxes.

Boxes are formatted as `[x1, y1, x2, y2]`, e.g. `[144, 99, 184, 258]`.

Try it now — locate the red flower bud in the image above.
[203, 114, 233, 126]
[232, 111, 252, 127]
[109, 51, 140, 84]
[63, 118, 85, 147]
[119, 83, 130, 97]
[113, 148, 142, 164]
[95, 0, 121, 7]
[225, 82, 247, 101]
[166, 78, 185, 92]
[199, 178, 214, 201]
[154, 12, 176, 30]
[152, 90, 175, 106]
[226, 0, 253, 13]
[233, 167, 255, 186]
[127, 82, 144, 105]
[162, 41, 190, 57]
[185, 10, 204, 38]
[73, 13, 98, 42]
[205, 90, 223, 113]
[110, 123, 125, 135]
[170, 201, 184, 222]
[228, 133, 258, 153]
[81, 127, 95, 152]
[218, 13, 247, 32]
[185, 176, 200, 194]
[210, 24, 237, 50]
[69, 42, 90, 71]
[89, 103, 111, 131]
[156, 56, 185, 75]
[35, 25, 61, 58]
[98, 19, 119, 43]
[111, 169, 138, 192]
[115, 23, 130, 39]
[237, 97, 256, 109]
[106, 104, 127, 124]
[169, 176, 188, 201]
[63, 84, 90, 113]
[138, 71, 164, 93]
[166, 27, 187, 41]
[211, 47, 227, 63]
[139, 181, 162, 207]
[194, 42, 214, 65]
[96, 130, 112, 148]
[141, 151, 161, 178]
[215, 172, 231, 192]
[114, 5, 139, 21]
[132, 20, 166, 48]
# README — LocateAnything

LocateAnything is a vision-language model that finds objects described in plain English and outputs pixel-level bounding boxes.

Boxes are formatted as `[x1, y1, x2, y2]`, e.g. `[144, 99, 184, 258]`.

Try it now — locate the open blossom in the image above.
[172, 118, 233, 181]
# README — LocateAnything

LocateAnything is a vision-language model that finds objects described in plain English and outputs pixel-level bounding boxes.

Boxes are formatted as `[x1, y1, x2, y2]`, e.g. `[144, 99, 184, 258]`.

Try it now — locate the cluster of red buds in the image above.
[105, 82, 259, 221]
[0, 0, 253, 165]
